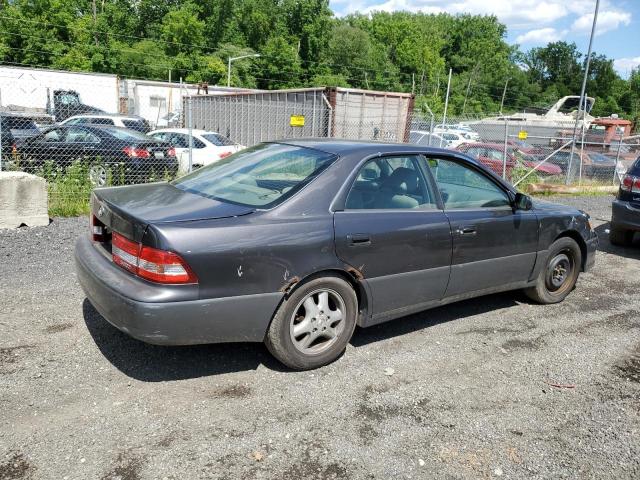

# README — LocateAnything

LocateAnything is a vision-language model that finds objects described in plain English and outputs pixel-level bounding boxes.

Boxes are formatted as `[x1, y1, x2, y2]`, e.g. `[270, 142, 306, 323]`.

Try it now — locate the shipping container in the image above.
[186, 87, 415, 147]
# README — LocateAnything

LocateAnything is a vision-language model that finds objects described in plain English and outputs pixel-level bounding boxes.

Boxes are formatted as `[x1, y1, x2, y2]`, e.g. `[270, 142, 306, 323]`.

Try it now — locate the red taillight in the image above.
[219, 151, 232, 159]
[123, 146, 150, 158]
[91, 214, 106, 242]
[167, 147, 176, 157]
[111, 232, 197, 284]
[621, 175, 640, 193]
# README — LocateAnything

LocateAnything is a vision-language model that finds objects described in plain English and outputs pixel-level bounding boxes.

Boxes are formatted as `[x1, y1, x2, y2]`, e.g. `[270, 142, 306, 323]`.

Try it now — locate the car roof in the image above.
[276, 138, 458, 156]
[66, 114, 144, 120]
[150, 128, 212, 135]
[459, 142, 510, 149]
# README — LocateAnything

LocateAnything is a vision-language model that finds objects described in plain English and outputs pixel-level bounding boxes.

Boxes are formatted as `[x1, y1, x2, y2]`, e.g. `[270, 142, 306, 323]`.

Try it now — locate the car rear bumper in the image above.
[74, 236, 282, 345]
[611, 199, 640, 232]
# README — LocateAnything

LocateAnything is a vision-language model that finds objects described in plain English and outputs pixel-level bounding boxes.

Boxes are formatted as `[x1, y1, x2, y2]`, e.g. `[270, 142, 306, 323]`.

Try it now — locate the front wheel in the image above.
[524, 237, 582, 304]
[265, 275, 358, 370]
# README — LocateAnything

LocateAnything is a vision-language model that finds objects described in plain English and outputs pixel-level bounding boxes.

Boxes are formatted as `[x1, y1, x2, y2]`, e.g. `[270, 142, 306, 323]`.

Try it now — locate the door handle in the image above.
[347, 234, 371, 246]
[457, 226, 477, 235]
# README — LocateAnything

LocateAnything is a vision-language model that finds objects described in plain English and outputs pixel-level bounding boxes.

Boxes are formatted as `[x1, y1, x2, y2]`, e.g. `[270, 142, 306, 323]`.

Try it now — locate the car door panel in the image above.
[333, 155, 452, 324]
[425, 156, 539, 298]
[335, 210, 452, 322]
[445, 208, 538, 296]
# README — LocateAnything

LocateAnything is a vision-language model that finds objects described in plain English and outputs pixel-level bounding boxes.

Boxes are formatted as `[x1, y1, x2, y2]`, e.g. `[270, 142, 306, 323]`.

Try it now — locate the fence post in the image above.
[0, 113, 3, 172]
[502, 116, 509, 179]
[613, 133, 623, 185]
[187, 95, 193, 173]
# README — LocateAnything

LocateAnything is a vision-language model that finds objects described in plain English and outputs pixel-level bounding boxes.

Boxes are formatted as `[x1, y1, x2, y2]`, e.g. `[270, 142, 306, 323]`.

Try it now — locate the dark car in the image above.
[547, 150, 619, 179]
[1, 113, 41, 145]
[610, 157, 640, 245]
[19, 125, 178, 185]
[75, 140, 597, 370]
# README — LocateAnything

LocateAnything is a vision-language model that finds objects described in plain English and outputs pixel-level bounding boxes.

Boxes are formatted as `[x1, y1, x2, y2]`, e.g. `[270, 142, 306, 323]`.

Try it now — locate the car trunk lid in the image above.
[91, 182, 254, 243]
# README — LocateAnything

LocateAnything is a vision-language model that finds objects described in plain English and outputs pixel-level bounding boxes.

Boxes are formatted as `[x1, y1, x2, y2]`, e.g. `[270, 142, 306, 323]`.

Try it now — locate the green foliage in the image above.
[39, 161, 93, 217]
[0, 1, 637, 124]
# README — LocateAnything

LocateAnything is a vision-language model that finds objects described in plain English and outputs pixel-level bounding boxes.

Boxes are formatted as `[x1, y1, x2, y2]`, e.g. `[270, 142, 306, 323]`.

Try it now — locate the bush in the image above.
[37, 161, 94, 217]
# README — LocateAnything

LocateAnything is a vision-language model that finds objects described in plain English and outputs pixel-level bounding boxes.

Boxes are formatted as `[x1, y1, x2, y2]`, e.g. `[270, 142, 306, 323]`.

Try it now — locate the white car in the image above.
[60, 114, 151, 133]
[148, 128, 245, 172]
[434, 123, 481, 141]
[409, 130, 451, 148]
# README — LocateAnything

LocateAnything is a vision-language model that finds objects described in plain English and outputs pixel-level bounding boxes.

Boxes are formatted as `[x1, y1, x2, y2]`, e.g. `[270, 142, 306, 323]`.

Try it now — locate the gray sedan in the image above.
[75, 140, 598, 370]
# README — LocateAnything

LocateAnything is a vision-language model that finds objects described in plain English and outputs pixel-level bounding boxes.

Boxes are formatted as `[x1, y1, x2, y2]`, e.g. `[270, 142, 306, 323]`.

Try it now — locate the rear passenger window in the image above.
[346, 156, 437, 210]
[91, 118, 114, 125]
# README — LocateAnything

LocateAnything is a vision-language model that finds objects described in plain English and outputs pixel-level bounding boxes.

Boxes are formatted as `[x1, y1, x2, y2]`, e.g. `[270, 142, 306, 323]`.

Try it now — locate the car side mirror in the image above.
[514, 192, 533, 211]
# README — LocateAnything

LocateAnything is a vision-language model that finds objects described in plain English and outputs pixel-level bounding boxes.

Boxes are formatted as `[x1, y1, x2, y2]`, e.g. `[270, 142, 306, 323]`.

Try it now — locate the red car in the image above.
[456, 143, 562, 177]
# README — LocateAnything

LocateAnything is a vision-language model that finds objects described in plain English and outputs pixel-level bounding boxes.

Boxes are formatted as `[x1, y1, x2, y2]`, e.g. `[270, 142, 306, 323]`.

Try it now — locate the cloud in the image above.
[516, 27, 565, 44]
[614, 56, 640, 75]
[571, 9, 632, 35]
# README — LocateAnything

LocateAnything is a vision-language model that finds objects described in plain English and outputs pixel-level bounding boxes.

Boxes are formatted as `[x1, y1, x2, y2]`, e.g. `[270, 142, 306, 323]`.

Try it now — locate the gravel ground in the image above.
[1, 194, 639, 479]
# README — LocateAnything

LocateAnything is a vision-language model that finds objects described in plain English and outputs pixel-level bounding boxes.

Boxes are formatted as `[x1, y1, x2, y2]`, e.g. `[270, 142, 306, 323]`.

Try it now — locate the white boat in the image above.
[470, 96, 596, 145]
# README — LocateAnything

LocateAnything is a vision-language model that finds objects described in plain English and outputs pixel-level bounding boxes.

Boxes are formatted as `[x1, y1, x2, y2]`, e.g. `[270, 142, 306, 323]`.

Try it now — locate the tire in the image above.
[524, 237, 582, 304]
[88, 162, 109, 187]
[609, 226, 633, 246]
[265, 274, 358, 370]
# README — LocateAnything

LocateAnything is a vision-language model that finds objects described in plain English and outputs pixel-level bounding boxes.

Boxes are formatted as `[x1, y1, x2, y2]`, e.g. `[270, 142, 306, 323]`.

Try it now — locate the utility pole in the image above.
[440, 68, 453, 148]
[462, 74, 473, 116]
[499, 78, 510, 114]
[227, 54, 261, 88]
[566, 0, 600, 185]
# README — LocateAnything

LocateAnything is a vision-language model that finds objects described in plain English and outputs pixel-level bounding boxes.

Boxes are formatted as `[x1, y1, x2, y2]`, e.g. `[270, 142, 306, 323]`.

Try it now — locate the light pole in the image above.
[227, 54, 261, 87]
[566, 0, 600, 184]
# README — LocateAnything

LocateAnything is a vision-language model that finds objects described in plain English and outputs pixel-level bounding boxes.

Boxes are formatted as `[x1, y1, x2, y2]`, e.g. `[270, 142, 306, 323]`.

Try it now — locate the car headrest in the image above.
[382, 167, 419, 193]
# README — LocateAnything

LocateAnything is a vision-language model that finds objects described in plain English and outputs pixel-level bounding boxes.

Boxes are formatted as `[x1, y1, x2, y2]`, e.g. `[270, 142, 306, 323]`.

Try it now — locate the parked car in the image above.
[148, 128, 245, 172]
[610, 156, 640, 245]
[75, 140, 597, 370]
[61, 114, 151, 133]
[434, 123, 480, 141]
[456, 143, 562, 177]
[548, 150, 621, 179]
[0, 112, 41, 145]
[18, 125, 178, 186]
[409, 130, 452, 148]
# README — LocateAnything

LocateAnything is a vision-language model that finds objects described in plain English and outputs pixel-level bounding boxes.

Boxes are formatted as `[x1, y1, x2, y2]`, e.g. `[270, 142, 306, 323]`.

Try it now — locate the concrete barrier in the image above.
[0, 171, 49, 229]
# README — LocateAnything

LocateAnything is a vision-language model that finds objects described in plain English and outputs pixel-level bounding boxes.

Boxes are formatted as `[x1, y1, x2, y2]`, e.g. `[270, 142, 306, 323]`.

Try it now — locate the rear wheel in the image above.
[265, 275, 357, 370]
[89, 163, 108, 187]
[609, 226, 633, 246]
[525, 237, 581, 304]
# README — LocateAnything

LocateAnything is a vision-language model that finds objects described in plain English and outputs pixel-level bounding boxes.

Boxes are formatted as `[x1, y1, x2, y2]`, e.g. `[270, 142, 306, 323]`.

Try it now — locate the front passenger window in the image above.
[346, 156, 437, 210]
[426, 158, 511, 209]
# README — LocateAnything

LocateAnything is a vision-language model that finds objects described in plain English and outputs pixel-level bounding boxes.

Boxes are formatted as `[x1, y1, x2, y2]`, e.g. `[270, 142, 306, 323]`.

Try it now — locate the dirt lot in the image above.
[1, 194, 639, 479]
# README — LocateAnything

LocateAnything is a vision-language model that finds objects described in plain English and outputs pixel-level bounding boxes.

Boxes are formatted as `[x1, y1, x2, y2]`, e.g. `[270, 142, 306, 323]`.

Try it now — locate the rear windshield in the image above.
[103, 127, 153, 142]
[172, 143, 337, 208]
[202, 133, 235, 146]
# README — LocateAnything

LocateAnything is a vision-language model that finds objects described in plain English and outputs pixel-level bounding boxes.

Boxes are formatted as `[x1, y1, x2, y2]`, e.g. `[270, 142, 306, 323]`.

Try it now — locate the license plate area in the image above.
[154, 151, 165, 159]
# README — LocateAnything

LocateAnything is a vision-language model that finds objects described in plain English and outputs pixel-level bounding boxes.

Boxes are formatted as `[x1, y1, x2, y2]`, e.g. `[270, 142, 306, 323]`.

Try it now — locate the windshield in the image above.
[172, 143, 337, 208]
[202, 133, 236, 146]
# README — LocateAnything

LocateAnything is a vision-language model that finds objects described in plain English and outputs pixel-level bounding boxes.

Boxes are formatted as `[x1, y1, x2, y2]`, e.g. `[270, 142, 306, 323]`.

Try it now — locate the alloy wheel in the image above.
[289, 289, 346, 355]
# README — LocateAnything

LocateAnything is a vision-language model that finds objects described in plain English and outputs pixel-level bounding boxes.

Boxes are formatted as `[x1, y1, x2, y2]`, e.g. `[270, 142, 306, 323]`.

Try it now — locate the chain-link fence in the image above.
[1, 65, 638, 216]
[410, 111, 637, 188]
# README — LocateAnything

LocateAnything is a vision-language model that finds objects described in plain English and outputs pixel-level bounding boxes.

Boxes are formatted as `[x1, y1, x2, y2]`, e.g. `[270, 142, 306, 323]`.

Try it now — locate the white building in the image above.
[0, 65, 255, 126]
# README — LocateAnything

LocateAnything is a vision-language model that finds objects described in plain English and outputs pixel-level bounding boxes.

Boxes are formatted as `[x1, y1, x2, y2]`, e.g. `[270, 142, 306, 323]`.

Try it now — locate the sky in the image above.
[329, 0, 640, 77]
